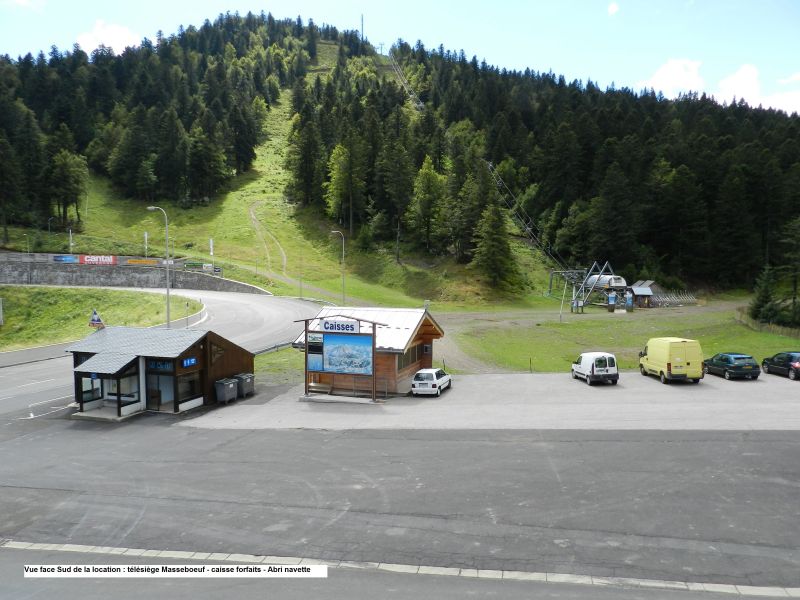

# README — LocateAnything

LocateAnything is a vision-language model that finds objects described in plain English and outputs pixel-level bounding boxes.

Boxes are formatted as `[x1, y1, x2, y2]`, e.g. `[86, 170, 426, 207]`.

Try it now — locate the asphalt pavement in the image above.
[0, 289, 320, 418]
[2, 291, 799, 598]
[185, 371, 800, 430]
[4, 546, 774, 600]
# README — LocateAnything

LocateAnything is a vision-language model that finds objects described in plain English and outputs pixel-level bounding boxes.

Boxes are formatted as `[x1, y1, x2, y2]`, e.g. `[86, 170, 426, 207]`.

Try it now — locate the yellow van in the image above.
[639, 337, 704, 384]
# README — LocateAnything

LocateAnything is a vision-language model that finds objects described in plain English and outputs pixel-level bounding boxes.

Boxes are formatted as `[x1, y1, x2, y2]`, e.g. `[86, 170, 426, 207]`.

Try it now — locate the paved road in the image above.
[185, 372, 800, 430]
[0, 290, 320, 418]
[1, 410, 798, 589]
[3, 547, 767, 600]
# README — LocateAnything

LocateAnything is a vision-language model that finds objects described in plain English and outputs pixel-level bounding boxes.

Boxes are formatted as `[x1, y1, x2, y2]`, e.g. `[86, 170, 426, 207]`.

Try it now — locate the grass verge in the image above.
[0, 286, 201, 351]
[455, 306, 799, 373]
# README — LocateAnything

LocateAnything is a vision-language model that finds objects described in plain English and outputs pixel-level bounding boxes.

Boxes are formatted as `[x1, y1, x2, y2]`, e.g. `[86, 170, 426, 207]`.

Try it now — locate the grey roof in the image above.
[66, 326, 206, 358]
[75, 352, 137, 375]
[631, 287, 653, 296]
[293, 307, 443, 353]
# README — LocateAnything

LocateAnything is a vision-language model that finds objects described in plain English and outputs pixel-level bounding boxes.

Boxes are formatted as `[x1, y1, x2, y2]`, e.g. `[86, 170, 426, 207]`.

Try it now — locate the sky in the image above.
[1, 0, 799, 115]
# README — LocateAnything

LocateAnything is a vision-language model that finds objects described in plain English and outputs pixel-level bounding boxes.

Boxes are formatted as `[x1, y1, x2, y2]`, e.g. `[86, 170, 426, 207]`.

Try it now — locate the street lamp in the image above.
[23, 233, 30, 255]
[330, 230, 345, 305]
[147, 206, 170, 328]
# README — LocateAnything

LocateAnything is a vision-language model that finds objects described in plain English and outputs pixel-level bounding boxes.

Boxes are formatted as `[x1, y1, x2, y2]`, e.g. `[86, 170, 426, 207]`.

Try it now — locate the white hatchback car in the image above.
[411, 368, 452, 396]
[571, 351, 619, 386]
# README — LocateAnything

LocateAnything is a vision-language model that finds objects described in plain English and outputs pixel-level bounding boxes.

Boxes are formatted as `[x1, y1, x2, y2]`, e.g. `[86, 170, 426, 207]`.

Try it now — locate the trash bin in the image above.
[215, 378, 238, 404]
[233, 373, 255, 398]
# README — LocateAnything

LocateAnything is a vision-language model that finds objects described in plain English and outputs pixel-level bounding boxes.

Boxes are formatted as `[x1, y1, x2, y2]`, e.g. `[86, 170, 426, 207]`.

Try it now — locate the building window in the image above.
[398, 343, 422, 371]
[211, 343, 225, 364]
[177, 372, 202, 403]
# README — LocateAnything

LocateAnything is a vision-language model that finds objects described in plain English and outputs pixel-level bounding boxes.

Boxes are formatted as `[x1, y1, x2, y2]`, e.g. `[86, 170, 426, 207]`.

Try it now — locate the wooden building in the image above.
[292, 307, 445, 397]
[67, 326, 253, 418]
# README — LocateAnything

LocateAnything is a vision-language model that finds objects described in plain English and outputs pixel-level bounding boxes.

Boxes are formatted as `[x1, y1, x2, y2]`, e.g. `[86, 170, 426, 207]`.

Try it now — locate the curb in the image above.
[2, 539, 798, 596]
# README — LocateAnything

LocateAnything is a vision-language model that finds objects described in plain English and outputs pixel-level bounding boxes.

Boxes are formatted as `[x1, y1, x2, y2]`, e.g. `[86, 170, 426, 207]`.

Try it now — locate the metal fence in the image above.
[651, 291, 697, 306]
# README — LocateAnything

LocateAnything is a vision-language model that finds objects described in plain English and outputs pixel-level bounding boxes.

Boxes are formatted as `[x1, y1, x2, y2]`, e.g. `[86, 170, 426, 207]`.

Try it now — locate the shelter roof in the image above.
[66, 326, 206, 358]
[293, 307, 444, 354]
[74, 352, 138, 375]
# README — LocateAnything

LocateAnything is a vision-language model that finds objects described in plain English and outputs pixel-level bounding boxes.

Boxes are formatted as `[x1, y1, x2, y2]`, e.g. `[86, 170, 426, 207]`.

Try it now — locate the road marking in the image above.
[17, 378, 56, 388]
[28, 395, 72, 408]
[1, 539, 795, 596]
[16, 405, 72, 420]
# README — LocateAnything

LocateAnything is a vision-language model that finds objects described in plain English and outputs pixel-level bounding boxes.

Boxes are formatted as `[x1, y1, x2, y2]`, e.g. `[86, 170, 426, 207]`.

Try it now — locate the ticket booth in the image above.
[68, 326, 253, 420]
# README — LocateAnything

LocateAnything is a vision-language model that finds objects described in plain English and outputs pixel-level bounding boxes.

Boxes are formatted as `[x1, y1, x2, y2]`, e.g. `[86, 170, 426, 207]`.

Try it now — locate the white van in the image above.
[571, 352, 619, 385]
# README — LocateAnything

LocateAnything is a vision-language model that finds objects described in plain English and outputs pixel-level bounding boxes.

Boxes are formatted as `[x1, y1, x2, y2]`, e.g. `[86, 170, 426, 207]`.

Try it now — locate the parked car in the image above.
[411, 368, 452, 396]
[702, 353, 760, 380]
[571, 352, 619, 385]
[639, 337, 704, 384]
[761, 352, 800, 381]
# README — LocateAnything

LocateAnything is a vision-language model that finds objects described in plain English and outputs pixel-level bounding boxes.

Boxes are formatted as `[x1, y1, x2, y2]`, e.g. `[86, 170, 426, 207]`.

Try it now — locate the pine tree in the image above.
[324, 135, 366, 235]
[471, 198, 518, 287]
[749, 265, 778, 323]
[156, 107, 189, 200]
[406, 155, 446, 251]
[0, 132, 22, 243]
[286, 100, 324, 206]
[49, 149, 88, 223]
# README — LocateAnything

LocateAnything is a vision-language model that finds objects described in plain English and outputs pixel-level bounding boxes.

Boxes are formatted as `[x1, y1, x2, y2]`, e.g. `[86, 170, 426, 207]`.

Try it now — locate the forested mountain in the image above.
[1, 13, 799, 307]
[0, 11, 363, 235]
[288, 40, 800, 291]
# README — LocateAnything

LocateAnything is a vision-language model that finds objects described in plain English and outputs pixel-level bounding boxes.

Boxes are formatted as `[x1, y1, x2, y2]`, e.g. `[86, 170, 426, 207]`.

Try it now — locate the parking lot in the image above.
[183, 371, 800, 431]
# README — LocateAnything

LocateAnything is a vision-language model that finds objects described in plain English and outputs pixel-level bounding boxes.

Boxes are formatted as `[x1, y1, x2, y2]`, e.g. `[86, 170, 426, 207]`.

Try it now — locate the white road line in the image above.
[1, 539, 795, 596]
[28, 395, 73, 408]
[17, 378, 56, 388]
[16, 405, 72, 420]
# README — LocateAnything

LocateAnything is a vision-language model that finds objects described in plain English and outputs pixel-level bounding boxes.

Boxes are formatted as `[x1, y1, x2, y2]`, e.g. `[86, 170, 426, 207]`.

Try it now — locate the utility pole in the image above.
[331, 230, 345, 305]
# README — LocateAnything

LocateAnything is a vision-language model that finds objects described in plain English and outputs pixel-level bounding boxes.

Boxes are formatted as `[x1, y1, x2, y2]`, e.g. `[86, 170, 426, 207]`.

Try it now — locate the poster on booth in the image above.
[322, 333, 372, 375]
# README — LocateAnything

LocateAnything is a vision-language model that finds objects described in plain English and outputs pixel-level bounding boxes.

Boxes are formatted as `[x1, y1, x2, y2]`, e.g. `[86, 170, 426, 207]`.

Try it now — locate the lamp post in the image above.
[23, 233, 31, 284]
[147, 206, 170, 328]
[330, 230, 345, 305]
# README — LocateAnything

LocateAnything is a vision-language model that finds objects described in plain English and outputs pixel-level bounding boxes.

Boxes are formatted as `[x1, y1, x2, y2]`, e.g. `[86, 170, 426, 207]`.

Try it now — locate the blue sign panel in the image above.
[321, 333, 373, 375]
[53, 255, 79, 263]
[148, 359, 173, 371]
[182, 357, 197, 368]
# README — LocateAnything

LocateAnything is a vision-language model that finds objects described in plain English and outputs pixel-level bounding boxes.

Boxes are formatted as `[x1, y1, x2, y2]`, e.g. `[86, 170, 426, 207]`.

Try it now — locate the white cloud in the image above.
[759, 90, 800, 115]
[608, 2, 620, 15]
[717, 64, 760, 104]
[715, 64, 800, 115]
[778, 72, 800, 85]
[636, 59, 704, 97]
[76, 20, 139, 54]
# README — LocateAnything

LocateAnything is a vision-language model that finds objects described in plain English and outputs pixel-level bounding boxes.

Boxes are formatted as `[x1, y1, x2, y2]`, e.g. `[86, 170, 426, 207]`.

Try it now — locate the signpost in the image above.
[89, 309, 105, 329]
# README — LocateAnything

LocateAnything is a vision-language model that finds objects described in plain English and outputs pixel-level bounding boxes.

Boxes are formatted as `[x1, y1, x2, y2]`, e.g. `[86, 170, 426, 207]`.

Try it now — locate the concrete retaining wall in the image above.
[0, 262, 269, 295]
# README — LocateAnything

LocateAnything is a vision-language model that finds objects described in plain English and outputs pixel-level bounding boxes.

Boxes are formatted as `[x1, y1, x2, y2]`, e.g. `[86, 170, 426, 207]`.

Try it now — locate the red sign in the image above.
[80, 255, 117, 265]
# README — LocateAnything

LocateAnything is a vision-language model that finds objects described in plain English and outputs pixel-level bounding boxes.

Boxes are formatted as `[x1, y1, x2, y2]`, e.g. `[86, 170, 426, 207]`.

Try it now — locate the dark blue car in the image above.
[761, 352, 800, 381]
[702, 353, 760, 380]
